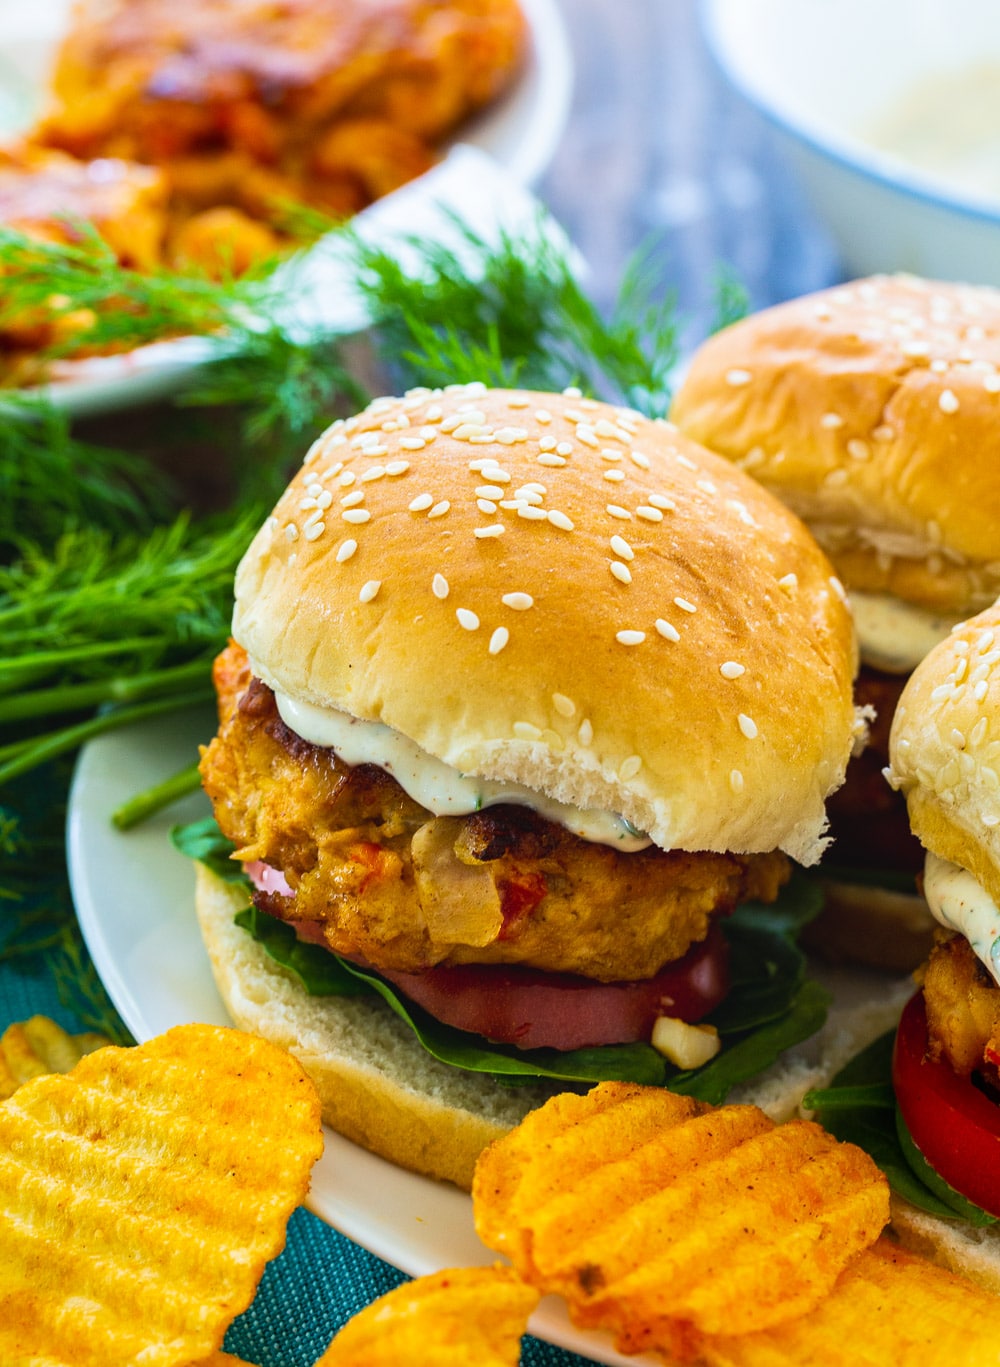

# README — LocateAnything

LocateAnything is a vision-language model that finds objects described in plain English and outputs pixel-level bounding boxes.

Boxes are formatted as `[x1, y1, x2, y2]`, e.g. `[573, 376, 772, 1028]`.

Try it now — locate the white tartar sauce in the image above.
[274, 692, 652, 851]
[850, 592, 956, 674]
[924, 851, 1000, 987]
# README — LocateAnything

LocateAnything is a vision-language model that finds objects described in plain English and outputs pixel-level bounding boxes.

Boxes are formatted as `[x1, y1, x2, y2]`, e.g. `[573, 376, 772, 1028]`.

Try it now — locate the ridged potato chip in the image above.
[0, 1023, 322, 1367]
[700, 1238, 1000, 1366]
[0, 1014, 110, 1099]
[315, 1265, 538, 1367]
[473, 1081, 889, 1359]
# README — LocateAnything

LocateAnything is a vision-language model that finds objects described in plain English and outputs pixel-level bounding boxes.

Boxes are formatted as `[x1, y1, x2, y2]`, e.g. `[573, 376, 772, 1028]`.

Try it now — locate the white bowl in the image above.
[704, 0, 1000, 284]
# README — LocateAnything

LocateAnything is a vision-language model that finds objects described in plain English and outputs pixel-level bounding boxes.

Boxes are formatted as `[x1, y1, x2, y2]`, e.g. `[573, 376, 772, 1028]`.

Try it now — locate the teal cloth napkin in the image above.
[0, 957, 594, 1365]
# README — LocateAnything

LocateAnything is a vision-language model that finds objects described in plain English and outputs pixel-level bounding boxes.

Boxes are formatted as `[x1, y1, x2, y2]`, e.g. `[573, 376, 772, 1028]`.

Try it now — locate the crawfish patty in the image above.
[200, 643, 789, 983]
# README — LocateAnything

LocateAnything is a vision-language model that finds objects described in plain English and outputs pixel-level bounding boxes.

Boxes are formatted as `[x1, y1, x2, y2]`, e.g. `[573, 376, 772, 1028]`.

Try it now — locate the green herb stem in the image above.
[112, 761, 203, 831]
[2, 658, 212, 721]
[0, 688, 213, 787]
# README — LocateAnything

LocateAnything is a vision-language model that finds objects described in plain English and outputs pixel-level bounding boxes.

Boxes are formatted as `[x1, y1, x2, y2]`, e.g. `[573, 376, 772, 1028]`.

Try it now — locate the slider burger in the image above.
[884, 600, 1000, 1271]
[196, 383, 860, 1185]
[671, 274, 1000, 969]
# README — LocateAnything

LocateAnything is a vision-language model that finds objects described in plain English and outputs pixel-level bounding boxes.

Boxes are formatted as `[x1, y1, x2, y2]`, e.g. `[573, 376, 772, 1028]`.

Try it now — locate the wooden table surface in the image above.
[540, 0, 843, 350]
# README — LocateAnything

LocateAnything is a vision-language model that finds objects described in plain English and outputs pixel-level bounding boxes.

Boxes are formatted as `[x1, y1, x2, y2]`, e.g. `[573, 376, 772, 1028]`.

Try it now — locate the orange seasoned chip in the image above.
[315, 1265, 538, 1367]
[473, 1081, 889, 1360]
[0, 1014, 111, 1099]
[0, 1023, 322, 1367]
[700, 1237, 1000, 1366]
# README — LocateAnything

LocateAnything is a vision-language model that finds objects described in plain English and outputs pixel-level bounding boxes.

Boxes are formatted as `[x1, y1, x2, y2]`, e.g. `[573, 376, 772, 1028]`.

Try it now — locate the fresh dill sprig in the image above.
[0, 223, 286, 359]
[351, 218, 680, 415]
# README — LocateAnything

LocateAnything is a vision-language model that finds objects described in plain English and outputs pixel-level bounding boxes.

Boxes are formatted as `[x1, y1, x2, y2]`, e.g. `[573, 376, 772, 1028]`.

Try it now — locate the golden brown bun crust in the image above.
[233, 386, 858, 865]
[888, 600, 1000, 907]
[671, 275, 1000, 616]
[194, 865, 555, 1189]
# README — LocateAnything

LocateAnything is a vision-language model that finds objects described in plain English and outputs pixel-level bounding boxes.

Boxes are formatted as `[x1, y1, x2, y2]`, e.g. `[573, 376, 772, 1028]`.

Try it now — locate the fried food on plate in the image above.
[473, 1081, 889, 1360]
[700, 1238, 1000, 1367]
[0, 1023, 322, 1367]
[315, 1265, 539, 1367]
[36, 0, 526, 224]
[0, 1014, 111, 1100]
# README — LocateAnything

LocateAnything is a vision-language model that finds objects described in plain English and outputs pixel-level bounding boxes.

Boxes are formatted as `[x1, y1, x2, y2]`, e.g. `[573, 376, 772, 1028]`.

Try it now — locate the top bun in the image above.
[671, 275, 1000, 617]
[233, 385, 858, 865]
[888, 600, 1000, 905]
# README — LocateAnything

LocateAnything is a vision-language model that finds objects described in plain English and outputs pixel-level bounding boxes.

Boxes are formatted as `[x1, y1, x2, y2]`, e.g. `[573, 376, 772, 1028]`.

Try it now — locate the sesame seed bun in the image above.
[888, 600, 1000, 907]
[233, 384, 859, 865]
[671, 275, 1000, 618]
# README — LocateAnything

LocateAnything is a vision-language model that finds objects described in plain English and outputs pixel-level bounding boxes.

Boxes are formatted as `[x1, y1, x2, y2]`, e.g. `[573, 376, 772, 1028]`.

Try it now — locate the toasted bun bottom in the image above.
[194, 864, 555, 1189]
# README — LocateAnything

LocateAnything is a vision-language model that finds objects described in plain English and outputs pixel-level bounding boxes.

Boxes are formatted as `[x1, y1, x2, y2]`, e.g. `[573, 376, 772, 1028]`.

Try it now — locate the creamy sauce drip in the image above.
[924, 851, 1000, 987]
[850, 592, 955, 674]
[274, 692, 652, 851]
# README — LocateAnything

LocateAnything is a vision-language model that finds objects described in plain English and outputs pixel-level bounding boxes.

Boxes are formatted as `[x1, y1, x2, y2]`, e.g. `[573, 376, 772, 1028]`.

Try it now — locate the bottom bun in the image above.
[888, 1197, 1000, 1297]
[194, 864, 557, 1189]
[804, 882, 936, 974]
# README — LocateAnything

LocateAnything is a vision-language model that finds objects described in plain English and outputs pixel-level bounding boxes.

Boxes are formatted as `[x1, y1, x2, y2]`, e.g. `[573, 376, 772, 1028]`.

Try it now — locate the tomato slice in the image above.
[371, 921, 731, 1051]
[893, 990, 1000, 1218]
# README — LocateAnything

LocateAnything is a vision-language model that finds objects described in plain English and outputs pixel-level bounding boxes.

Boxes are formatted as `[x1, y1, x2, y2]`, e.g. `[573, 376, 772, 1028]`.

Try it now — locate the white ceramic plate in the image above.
[0, 0, 572, 416]
[65, 706, 648, 1367]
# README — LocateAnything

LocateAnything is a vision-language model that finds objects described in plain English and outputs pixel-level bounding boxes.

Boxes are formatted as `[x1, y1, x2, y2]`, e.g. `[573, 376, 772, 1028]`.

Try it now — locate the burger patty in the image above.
[922, 930, 1000, 1086]
[200, 642, 789, 982]
[824, 667, 924, 874]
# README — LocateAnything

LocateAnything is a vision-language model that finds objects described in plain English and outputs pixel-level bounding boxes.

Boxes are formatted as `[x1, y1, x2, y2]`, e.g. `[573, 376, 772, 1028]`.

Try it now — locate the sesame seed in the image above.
[490, 595, 531, 620]
[553, 693, 576, 718]
[424, 405, 443, 422]
[548, 510, 575, 531]
[617, 630, 646, 645]
[514, 721, 542, 741]
[341, 490, 365, 507]
[456, 608, 480, 631]
[720, 661, 746, 679]
[939, 389, 960, 413]
[578, 718, 594, 745]
[655, 619, 680, 642]
[432, 574, 449, 599]
[477, 499, 498, 514]
[931, 360, 948, 374]
[342, 509, 370, 524]
[738, 714, 758, 740]
[536, 410, 553, 424]
[537, 453, 567, 467]
[847, 439, 870, 461]
[495, 427, 528, 445]
[630, 450, 651, 470]
[778, 572, 798, 591]
[607, 505, 632, 520]
[675, 453, 698, 471]
[338, 470, 357, 487]
[477, 485, 506, 500]
[647, 494, 676, 511]
[360, 466, 386, 482]
[336, 539, 358, 563]
[304, 522, 325, 541]
[730, 769, 745, 794]
[563, 386, 583, 398]
[604, 469, 626, 483]
[507, 396, 530, 409]
[674, 597, 697, 613]
[385, 460, 411, 475]
[726, 368, 752, 386]
[360, 442, 388, 457]
[829, 577, 849, 604]
[555, 442, 574, 457]
[636, 506, 663, 522]
[576, 424, 600, 448]
[619, 755, 642, 780]
[518, 505, 548, 521]
[517, 482, 547, 496]
[820, 413, 844, 429]
[610, 535, 634, 560]
[873, 424, 895, 442]
[825, 468, 849, 487]
[697, 479, 718, 494]
[984, 374, 1000, 393]
[481, 467, 511, 484]
[513, 487, 544, 504]
[610, 561, 633, 584]
[489, 626, 509, 655]
[601, 449, 622, 462]
[474, 525, 505, 538]
[321, 462, 344, 480]
[428, 501, 451, 519]
[409, 493, 433, 512]
[284, 523, 298, 542]
[359, 580, 381, 603]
